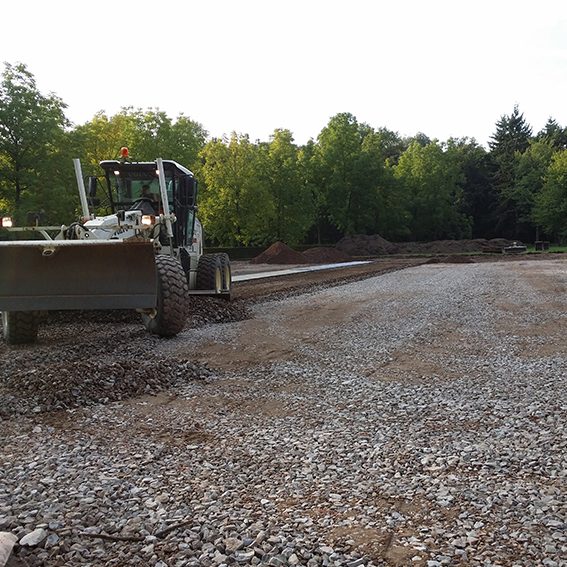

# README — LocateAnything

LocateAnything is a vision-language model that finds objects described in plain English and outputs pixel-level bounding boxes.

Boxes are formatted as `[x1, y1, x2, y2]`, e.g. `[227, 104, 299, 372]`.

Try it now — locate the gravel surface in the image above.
[0, 298, 250, 418]
[1, 259, 566, 566]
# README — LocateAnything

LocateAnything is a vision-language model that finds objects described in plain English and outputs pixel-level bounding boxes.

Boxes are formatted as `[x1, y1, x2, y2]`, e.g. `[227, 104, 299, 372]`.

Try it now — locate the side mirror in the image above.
[178, 175, 197, 207]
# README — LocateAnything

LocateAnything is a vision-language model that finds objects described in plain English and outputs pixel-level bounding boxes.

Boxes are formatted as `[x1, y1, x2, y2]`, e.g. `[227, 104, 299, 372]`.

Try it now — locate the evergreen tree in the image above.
[488, 105, 533, 238]
[489, 105, 532, 156]
[535, 118, 567, 150]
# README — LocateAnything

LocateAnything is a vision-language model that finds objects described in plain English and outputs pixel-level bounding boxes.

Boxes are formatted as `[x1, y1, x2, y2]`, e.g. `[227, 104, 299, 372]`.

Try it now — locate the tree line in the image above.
[1, 62, 567, 246]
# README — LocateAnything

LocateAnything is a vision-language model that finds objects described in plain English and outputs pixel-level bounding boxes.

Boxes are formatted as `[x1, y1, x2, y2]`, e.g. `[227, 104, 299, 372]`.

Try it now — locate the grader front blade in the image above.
[0, 240, 157, 311]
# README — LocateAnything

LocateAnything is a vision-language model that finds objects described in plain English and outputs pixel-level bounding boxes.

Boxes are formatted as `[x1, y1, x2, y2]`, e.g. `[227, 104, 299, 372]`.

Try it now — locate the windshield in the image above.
[106, 172, 174, 214]
[102, 164, 196, 245]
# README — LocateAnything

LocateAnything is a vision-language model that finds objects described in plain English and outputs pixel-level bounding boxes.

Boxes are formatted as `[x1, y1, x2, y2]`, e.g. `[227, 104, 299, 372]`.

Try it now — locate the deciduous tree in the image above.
[260, 129, 314, 245]
[199, 134, 272, 245]
[0, 62, 70, 221]
[533, 149, 567, 241]
[315, 113, 381, 235]
[394, 141, 469, 241]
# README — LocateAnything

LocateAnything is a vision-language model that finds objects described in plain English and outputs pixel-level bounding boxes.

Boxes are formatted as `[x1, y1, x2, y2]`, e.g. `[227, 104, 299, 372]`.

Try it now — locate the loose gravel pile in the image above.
[1, 260, 566, 566]
[0, 297, 249, 418]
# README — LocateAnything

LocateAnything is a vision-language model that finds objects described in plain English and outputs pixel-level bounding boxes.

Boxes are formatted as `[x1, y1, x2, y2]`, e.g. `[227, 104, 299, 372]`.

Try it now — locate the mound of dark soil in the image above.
[251, 241, 309, 264]
[336, 234, 396, 256]
[302, 247, 352, 264]
[336, 234, 517, 256]
[394, 239, 485, 254]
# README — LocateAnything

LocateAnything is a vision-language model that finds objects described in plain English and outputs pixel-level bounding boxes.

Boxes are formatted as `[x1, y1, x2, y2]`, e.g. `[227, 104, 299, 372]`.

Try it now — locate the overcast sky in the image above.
[2, 0, 567, 146]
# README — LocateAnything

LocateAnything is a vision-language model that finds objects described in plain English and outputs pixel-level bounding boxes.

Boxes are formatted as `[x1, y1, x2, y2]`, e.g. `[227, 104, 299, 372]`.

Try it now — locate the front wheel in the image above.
[2, 311, 40, 344]
[141, 255, 189, 337]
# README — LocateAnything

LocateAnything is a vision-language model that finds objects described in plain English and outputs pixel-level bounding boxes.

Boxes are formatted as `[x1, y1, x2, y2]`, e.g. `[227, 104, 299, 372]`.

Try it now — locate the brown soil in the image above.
[424, 255, 476, 264]
[250, 241, 309, 264]
[302, 246, 352, 263]
[336, 233, 396, 255]
[233, 258, 426, 302]
[337, 234, 517, 256]
[251, 235, 525, 266]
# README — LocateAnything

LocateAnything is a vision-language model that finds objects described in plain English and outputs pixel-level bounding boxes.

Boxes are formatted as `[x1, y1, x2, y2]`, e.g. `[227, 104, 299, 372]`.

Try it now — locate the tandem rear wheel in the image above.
[196, 253, 231, 298]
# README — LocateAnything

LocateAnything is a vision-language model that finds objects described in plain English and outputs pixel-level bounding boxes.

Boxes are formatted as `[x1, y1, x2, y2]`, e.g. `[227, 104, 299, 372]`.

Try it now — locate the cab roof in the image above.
[99, 160, 194, 177]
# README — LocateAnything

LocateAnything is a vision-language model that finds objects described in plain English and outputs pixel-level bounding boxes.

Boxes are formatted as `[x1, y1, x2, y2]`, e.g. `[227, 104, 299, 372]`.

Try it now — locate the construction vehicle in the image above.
[0, 148, 231, 344]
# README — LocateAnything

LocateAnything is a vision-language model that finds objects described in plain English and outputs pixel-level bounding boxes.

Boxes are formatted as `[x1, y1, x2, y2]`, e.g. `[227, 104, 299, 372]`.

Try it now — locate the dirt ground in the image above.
[1, 252, 566, 566]
[184, 253, 567, 380]
[230, 257, 427, 301]
[230, 253, 563, 301]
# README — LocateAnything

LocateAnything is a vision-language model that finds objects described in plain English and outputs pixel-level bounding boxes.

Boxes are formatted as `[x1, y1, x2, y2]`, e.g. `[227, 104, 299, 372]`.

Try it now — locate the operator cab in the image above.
[97, 159, 198, 247]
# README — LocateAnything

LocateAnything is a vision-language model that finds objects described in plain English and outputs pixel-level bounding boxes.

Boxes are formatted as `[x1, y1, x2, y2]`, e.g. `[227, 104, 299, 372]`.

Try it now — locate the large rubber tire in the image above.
[218, 253, 232, 299]
[2, 311, 40, 345]
[196, 254, 223, 293]
[141, 256, 189, 337]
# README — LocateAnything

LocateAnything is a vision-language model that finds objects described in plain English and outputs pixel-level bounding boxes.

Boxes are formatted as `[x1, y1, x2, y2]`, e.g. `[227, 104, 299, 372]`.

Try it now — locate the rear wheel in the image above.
[141, 255, 189, 337]
[2, 311, 40, 344]
[196, 254, 223, 293]
[218, 253, 232, 299]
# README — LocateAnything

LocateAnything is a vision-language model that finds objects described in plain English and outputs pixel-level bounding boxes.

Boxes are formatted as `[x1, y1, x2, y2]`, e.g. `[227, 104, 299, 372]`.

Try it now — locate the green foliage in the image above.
[510, 141, 555, 239]
[535, 118, 567, 150]
[259, 129, 314, 245]
[297, 138, 334, 244]
[533, 150, 567, 240]
[488, 105, 534, 238]
[489, 105, 533, 157]
[126, 108, 207, 171]
[0, 62, 71, 222]
[445, 138, 498, 238]
[199, 134, 273, 245]
[71, 111, 137, 173]
[315, 113, 383, 235]
[72, 108, 207, 174]
[373, 127, 407, 164]
[5, 61, 567, 247]
[394, 141, 470, 241]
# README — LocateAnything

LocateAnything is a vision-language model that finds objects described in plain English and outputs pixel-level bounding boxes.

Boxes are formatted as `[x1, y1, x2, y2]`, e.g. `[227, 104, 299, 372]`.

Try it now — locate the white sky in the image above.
[2, 0, 567, 146]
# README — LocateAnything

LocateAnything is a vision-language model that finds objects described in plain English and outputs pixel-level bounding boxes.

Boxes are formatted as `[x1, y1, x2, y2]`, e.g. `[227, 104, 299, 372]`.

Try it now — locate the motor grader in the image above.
[0, 149, 231, 344]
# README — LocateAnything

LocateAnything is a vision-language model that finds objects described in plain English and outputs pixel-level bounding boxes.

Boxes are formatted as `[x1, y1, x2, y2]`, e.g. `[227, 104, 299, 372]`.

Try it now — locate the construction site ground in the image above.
[0, 253, 566, 566]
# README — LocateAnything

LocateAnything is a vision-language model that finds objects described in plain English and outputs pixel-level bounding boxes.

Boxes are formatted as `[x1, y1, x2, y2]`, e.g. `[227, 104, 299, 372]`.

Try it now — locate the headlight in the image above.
[141, 215, 156, 226]
[1, 216, 13, 228]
